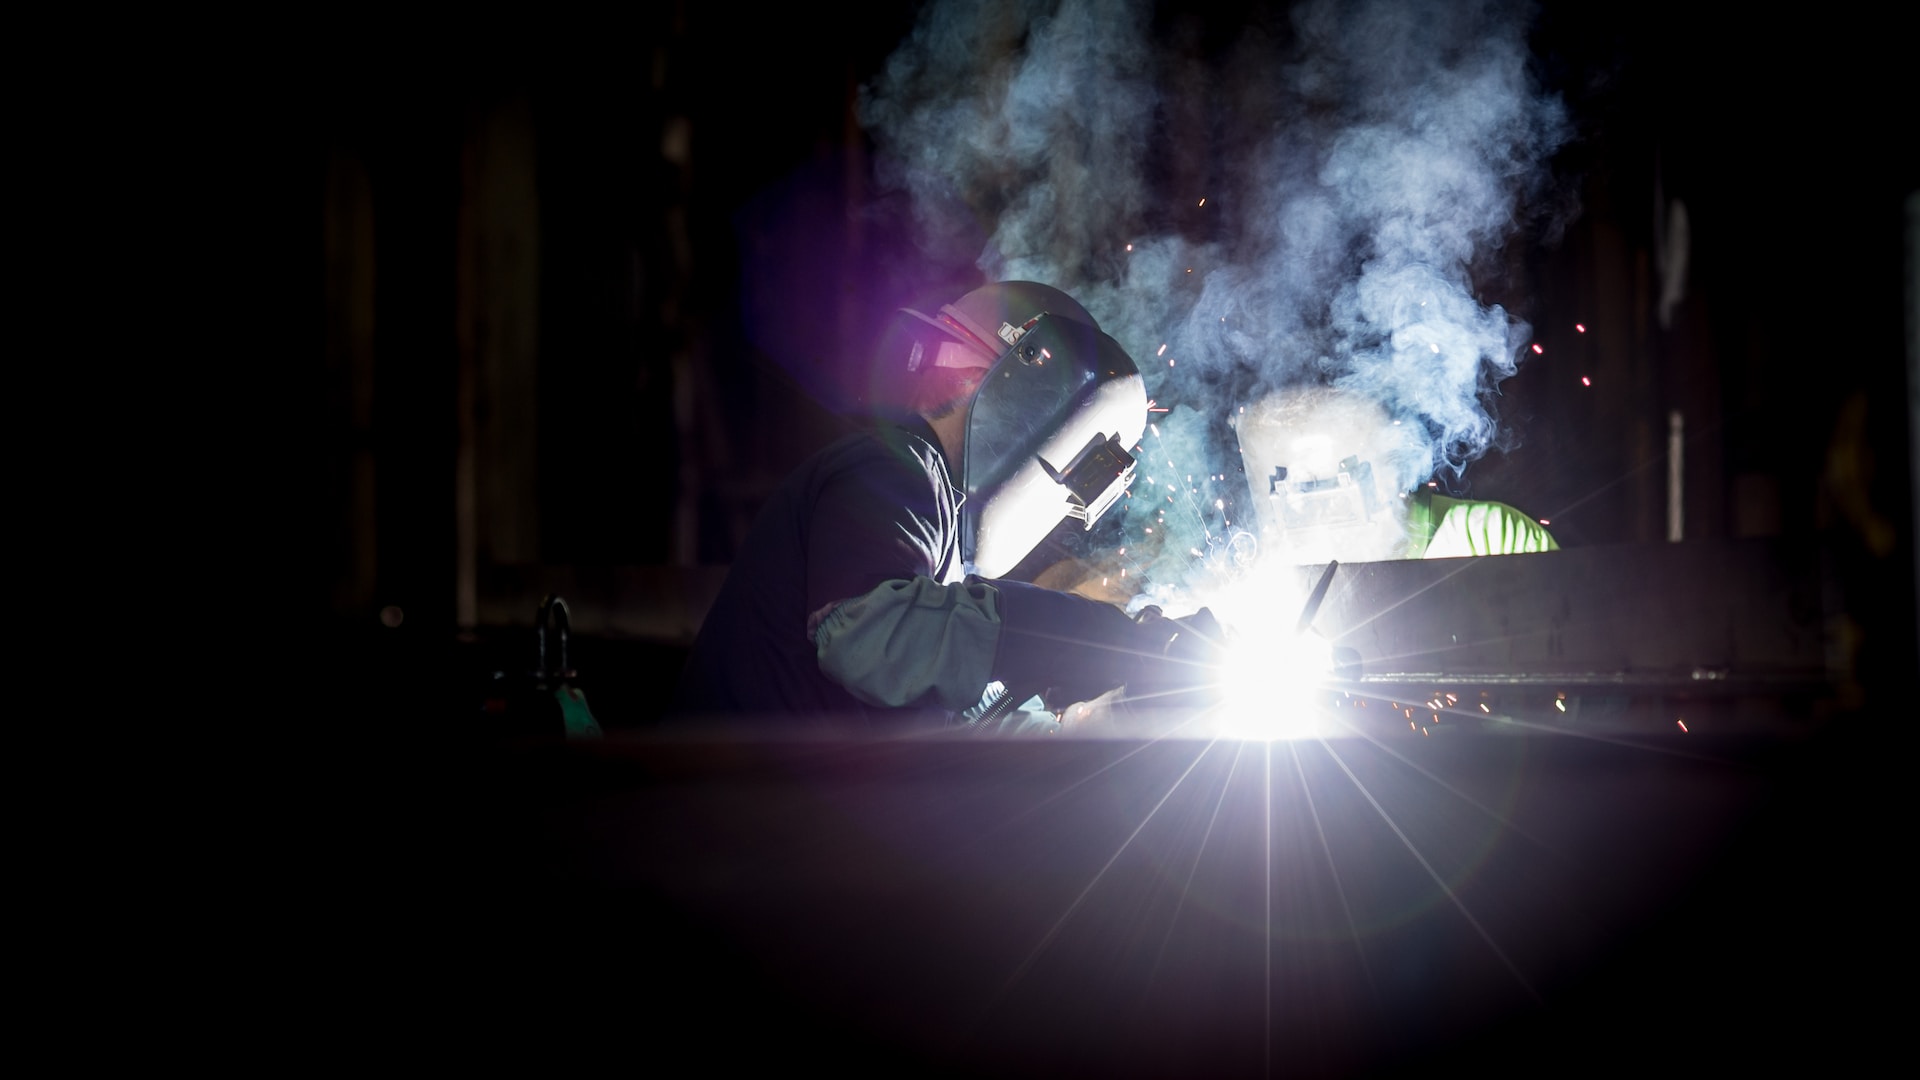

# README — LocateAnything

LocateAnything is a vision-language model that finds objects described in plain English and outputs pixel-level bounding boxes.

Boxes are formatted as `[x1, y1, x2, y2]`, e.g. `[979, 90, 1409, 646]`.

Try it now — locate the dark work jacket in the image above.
[668, 419, 963, 726]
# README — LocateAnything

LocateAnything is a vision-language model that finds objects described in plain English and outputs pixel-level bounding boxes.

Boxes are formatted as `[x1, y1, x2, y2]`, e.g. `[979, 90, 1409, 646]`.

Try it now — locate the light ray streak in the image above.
[1320, 711, 1663, 916]
[987, 711, 1208, 831]
[1316, 737, 1543, 1005]
[992, 736, 1222, 999]
[1543, 416, 1725, 521]
[1001, 627, 1207, 663]
[1355, 688, 1734, 762]
[1442, 712, 1733, 763]
[1140, 738, 1247, 997]
[1324, 556, 1488, 645]
[1287, 740, 1377, 998]
[1327, 710, 1595, 865]
[1264, 741, 1274, 1075]
[1357, 630, 1558, 669]
[1315, 554, 1367, 623]
[1314, 686, 1736, 764]
[1113, 681, 1230, 711]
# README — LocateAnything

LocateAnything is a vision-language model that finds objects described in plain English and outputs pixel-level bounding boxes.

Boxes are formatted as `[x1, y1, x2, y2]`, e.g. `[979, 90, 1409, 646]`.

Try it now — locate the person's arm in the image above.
[802, 427, 1218, 713]
[811, 576, 1001, 710]
[813, 574, 1214, 712]
[1421, 495, 1559, 558]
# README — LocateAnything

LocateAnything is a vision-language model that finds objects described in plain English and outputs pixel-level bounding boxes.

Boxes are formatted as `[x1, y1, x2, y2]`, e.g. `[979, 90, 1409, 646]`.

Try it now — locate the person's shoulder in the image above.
[816, 422, 942, 475]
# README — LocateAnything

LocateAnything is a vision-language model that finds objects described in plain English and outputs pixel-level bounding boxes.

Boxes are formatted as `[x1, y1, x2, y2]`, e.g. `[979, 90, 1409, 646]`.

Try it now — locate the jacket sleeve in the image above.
[1422, 496, 1560, 558]
[813, 577, 1003, 710]
[813, 576, 1191, 712]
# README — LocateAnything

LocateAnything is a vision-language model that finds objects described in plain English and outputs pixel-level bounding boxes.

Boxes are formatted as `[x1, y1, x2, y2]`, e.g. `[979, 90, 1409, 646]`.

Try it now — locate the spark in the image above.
[1430, 342, 1440, 353]
[1554, 700, 1565, 713]
[1198, 197, 1206, 206]
[1126, 243, 1133, 252]
[1480, 704, 1490, 713]
[1581, 376, 1591, 387]
[1677, 719, 1689, 732]
[1157, 344, 1168, 356]
[1575, 323, 1587, 333]
[1531, 343, 1544, 355]
[1539, 518, 1550, 526]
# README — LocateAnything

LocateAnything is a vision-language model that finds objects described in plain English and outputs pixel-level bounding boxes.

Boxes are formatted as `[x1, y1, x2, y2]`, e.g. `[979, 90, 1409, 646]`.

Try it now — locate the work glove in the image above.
[1123, 605, 1229, 714]
[989, 580, 1228, 714]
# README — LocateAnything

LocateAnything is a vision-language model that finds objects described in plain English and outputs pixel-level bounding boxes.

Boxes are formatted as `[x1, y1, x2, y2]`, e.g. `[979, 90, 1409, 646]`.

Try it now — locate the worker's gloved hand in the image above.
[988, 579, 1234, 718]
[990, 580, 1185, 710]
[1124, 605, 1229, 714]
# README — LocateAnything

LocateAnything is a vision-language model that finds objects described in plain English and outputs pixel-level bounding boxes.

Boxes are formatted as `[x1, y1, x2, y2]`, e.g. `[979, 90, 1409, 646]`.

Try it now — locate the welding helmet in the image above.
[1235, 386, 1427, 564]
[884, 281, 1148, 578]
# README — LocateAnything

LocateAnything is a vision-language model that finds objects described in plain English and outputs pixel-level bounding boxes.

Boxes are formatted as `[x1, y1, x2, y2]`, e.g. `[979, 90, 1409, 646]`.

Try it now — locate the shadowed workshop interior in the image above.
[254, 1, 1915, 1072]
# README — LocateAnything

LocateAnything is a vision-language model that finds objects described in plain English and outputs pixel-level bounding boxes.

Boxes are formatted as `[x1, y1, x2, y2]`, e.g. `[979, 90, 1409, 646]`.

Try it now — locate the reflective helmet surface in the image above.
[939, 281, 1100, 362]
[952, 286, 1146, 578]
[1234, 386, 1428, 565]
[888, 280, 1105, 374]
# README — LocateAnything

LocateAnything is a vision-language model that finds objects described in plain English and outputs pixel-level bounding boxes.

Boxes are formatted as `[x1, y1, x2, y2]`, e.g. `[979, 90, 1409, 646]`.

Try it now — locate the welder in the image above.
[668, 281, 1223, 731]
[1235, 383, 1558, 565]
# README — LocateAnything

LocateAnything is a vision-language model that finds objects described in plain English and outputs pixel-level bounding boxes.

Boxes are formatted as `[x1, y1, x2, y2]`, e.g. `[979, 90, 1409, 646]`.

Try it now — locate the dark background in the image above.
[244, 3, 1915, 726]
[156, 1, 1918, 1070]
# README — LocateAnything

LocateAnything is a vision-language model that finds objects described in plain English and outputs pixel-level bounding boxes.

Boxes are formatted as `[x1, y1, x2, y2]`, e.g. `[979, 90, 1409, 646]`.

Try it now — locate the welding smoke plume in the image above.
[858, 0, 1571, 593]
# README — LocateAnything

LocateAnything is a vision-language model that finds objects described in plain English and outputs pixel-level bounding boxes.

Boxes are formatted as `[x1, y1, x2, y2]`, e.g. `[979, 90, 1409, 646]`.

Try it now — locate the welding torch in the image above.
[1295, 560, 1362, 681]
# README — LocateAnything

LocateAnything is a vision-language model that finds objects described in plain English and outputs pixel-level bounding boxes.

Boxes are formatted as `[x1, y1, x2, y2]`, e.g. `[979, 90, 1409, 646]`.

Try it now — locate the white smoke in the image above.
[858, 0, 1572, 595]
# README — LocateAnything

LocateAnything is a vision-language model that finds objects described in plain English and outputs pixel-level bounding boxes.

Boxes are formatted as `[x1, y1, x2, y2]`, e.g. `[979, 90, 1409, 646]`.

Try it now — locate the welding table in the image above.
[302, 539, 1896, 1074]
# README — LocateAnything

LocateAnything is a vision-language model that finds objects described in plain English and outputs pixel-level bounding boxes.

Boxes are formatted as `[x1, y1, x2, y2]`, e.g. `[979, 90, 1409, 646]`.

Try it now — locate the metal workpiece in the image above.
[1304, 538, 1836, 695]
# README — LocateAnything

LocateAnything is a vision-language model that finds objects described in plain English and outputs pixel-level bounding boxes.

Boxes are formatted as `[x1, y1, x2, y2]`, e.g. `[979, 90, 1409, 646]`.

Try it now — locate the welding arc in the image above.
[1296, 560, 1339, 635]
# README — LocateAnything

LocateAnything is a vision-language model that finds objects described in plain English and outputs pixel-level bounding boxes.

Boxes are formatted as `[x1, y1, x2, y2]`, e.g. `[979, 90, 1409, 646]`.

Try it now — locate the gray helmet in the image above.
[897, 281, 1148, 578]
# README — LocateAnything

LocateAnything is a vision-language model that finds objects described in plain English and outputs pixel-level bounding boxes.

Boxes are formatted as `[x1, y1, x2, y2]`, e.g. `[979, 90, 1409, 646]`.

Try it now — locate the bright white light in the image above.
[1214, 629, 1334, 740]
[1183, 562, 1340, 741]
